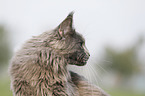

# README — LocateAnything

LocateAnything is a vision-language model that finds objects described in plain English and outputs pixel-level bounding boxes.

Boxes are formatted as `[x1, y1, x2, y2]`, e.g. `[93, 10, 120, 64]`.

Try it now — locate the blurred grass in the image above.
[108, 89, 145, 96]
[0, 79, 13, 96]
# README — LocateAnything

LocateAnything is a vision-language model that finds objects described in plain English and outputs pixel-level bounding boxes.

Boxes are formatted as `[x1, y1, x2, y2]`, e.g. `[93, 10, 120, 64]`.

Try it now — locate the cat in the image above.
[9, 12, 109, 96]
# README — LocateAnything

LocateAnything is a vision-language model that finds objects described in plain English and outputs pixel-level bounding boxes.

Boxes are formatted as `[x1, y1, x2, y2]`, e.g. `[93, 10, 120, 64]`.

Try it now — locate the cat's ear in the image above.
[56, 12, 74, 39]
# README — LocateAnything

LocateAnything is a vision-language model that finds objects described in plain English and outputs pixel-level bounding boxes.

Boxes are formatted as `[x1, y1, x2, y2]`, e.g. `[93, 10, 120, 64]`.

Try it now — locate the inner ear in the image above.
[57, 12, 74, 38]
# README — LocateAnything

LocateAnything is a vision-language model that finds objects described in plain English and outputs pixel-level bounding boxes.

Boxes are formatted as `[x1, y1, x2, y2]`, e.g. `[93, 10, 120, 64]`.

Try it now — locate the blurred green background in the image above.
[0, 25, 12, 96]
[0, 0, 145, 96]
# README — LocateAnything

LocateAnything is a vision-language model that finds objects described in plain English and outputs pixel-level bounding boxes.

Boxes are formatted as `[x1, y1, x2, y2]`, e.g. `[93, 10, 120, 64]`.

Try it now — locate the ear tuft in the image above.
[67, 11, 74, 18]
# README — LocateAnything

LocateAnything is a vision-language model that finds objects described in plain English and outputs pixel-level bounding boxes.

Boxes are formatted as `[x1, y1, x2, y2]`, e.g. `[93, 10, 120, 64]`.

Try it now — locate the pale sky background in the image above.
[0, 0, 145, 91]
[0, 0, 145, 55]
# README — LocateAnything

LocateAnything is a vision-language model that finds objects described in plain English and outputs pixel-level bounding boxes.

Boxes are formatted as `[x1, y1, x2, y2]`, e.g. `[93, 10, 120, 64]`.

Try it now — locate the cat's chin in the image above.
[74, 62, 87, 66]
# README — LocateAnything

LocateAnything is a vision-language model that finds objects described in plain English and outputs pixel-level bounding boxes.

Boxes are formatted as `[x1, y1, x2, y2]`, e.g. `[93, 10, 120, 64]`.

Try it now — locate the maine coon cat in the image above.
[9, 12, 109, 96]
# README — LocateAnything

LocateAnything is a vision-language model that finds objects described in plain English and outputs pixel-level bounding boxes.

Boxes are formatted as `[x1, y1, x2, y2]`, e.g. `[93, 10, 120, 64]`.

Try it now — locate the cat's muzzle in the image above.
[66, 52, 90, 66]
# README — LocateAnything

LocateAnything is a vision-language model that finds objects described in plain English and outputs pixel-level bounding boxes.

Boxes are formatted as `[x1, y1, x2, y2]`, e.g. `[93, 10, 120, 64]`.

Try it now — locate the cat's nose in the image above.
[88, 53, 90, 57]
[87, 52, 90, 58]
[83, 45, 90, 57]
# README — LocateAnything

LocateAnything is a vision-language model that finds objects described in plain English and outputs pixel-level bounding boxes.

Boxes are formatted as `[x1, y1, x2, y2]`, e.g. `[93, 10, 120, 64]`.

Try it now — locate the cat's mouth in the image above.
[66, 52, 89, 66]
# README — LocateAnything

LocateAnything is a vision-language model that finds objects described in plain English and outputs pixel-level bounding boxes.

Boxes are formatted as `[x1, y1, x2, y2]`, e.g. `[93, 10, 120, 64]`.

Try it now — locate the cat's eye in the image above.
[78, 42, 83, 46]
[80, 42, 83, 45]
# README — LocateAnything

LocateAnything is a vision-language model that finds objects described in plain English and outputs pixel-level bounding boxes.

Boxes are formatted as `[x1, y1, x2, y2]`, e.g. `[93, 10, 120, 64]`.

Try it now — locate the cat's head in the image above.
[50, 12, 90, 66]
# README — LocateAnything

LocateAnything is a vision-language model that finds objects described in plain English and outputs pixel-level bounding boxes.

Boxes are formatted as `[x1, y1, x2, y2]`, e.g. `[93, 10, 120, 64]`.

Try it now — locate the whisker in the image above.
[89, 57, 111, 75]
[88, 63, 102, 86]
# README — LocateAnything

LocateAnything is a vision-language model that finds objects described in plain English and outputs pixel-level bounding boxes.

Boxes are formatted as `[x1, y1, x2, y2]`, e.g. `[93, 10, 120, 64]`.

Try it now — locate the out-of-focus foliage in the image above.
[104, 46, 140, 77]
[104, 36, 143, 77]
[0, 25, 11, 69]
[0, 24, 12, 96]
[99, 36, 145, 91]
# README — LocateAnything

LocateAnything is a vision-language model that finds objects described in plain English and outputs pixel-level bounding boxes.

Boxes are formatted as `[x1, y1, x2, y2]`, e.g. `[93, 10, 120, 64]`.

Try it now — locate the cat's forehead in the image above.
[74, 32, 85, 42]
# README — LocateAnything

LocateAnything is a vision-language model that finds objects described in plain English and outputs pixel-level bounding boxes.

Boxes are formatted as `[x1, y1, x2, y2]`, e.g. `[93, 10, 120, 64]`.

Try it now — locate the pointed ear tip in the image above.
[68, 11, 74, 17]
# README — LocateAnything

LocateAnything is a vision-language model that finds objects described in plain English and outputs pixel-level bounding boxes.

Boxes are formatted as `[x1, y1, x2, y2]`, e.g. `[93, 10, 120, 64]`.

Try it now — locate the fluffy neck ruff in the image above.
[36, 49, 70, 84]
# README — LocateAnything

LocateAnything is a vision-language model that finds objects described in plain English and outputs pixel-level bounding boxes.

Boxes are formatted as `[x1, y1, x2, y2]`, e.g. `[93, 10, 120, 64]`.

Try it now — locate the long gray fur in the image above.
[9, 12, 109, 96]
